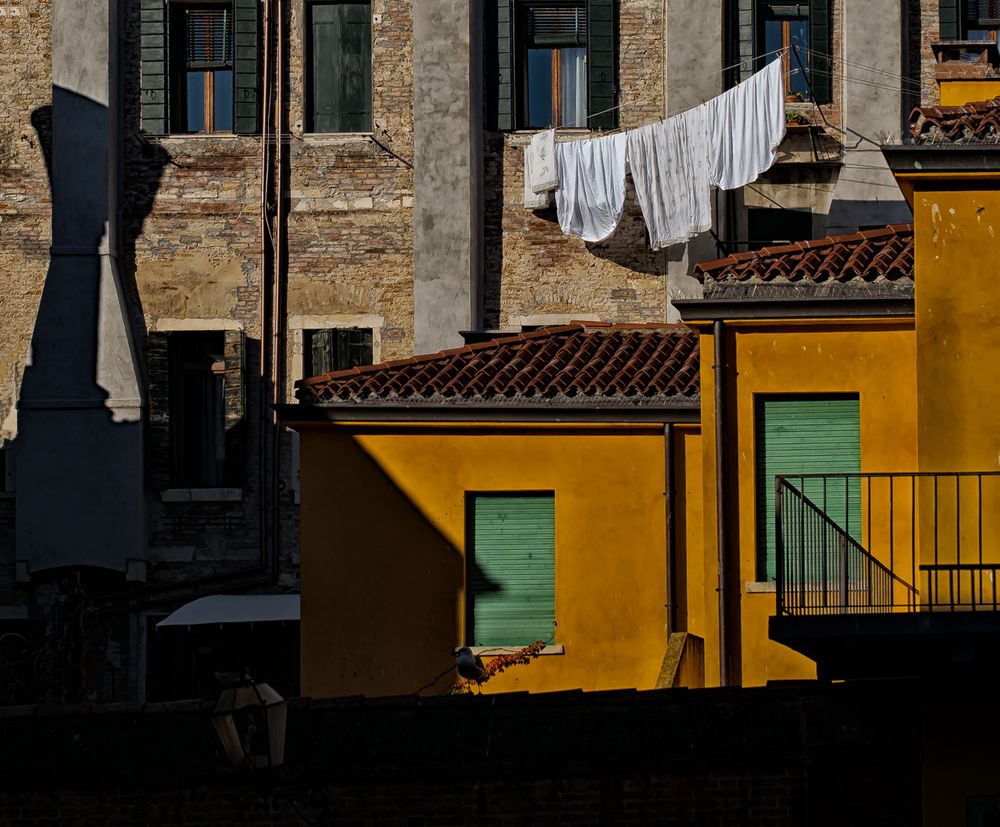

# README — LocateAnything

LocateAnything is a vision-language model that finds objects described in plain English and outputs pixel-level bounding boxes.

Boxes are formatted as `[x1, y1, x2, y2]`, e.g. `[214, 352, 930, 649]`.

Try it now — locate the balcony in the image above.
[768, 472, 1000, 680]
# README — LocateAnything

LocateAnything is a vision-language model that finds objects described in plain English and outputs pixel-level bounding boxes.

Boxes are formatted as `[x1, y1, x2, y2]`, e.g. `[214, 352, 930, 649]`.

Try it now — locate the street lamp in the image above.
[211, 670, 287, 770]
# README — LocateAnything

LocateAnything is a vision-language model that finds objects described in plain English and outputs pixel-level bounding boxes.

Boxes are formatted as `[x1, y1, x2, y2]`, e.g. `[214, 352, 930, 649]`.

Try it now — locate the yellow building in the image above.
[280, 324, 706, 698]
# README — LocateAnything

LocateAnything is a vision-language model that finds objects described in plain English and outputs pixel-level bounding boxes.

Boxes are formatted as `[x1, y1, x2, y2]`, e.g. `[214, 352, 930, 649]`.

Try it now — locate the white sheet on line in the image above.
[627, 104, 712, 250]
[554, 131, 629, 243]
[527, 129, 559, 193]
[706, 58, 786, 191]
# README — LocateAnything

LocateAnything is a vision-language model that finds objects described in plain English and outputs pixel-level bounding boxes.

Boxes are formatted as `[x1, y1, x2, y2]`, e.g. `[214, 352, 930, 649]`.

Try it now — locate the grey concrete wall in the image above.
[412, 0, 483, 354]
[827, 0, 913, 233]
[663, 0, 725, 312]
[15, 0, 145, 572]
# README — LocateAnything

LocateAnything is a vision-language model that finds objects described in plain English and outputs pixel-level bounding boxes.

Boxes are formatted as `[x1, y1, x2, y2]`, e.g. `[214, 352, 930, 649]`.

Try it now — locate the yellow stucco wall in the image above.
[938, 80, 1000, 107]
[299, 424, 704, 698]
[698, 321, 918, 686]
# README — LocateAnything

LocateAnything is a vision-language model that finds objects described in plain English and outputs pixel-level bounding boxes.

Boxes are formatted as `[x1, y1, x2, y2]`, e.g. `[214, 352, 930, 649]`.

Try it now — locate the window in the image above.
[170, 332, 227, 487]
[739, 0, 829, 103]
[147, 329, 245, 491]
[755, 396, 861, 581]
[306, 1, 372, 133]
[941, 0, 1000, 40]
[747, 207, 813, 251]
[492, 0, 616, 131]
[466, 493, 555, 647]
[171, 5, 234, 132]
[140, 0, 259, 134]
[304, 327, 373, 377]
[520, 3, 587, 129]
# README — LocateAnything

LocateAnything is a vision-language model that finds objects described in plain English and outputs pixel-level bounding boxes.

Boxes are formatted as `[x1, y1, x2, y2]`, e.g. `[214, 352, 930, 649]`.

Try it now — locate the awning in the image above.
[156, 595, 300, 629]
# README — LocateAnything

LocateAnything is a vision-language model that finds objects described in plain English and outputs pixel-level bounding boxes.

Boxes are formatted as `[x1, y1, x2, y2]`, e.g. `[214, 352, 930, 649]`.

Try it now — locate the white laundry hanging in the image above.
[627, 104, 712, 250]
[553, 131, 629, 244]
[527, 129, 558, 194]
[706, 57, 786, 191]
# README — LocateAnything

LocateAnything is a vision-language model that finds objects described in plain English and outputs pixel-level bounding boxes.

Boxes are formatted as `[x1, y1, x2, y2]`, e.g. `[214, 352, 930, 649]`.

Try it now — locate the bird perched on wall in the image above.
[455, 646, 486, 682]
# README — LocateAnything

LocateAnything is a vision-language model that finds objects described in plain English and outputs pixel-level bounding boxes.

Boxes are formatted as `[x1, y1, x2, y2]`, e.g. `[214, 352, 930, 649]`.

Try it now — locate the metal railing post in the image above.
[839, 532, 848, 613]
[775, 476, 784, 615]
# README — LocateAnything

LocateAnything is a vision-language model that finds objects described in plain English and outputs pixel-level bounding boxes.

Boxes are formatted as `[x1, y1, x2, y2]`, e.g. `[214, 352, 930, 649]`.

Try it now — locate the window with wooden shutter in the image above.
[754, 396, 861, 581]
[169, 3, 235, 133]
[307, 1, 372, 133]
[168, 332, 227, 488]
[489, 0, 615, 131]
[757, 2, 827, 103]
[141, 0, 169, 133]
[466, 493, 556, 647]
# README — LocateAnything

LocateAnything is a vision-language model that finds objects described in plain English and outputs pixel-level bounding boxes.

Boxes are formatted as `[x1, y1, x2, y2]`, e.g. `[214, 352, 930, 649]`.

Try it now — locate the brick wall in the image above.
[0, 681, 922, 826]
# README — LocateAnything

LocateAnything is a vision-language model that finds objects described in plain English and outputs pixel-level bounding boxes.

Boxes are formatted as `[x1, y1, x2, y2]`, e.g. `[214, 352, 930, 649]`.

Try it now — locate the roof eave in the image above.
[882, 144, 1000, 207]
[674, 296, 915, 324]
[276, 402, 701, 427]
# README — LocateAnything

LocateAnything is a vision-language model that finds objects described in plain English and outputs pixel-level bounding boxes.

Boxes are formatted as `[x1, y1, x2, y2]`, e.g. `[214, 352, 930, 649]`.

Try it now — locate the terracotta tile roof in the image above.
[910, 96, 1000, 144]
[296, 323, 699, 407]
[694, 225, 914, 299]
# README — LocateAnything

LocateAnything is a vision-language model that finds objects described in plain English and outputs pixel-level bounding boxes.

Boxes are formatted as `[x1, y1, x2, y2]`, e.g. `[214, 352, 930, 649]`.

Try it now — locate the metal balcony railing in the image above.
[775, 472, 1000, 617]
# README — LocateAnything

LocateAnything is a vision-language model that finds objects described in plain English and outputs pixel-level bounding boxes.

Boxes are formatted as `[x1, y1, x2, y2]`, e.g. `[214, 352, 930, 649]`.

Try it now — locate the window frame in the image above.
[465, 491, 557, 649]
[304, 0, 374, 134]
[303, 326, 375, 377]
[169, 1, 236, 135]
[516, 1, 589, 130]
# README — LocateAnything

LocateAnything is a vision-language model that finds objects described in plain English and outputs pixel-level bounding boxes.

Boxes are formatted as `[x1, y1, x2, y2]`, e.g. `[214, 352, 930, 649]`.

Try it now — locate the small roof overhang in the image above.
[156, 595, 300, 629]
[882, 144, 1000, 207]
[674, 296, 915, 326]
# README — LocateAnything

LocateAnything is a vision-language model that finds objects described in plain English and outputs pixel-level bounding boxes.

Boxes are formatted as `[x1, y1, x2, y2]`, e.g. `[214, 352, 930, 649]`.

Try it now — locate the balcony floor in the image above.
[769, 610, 1000, 680]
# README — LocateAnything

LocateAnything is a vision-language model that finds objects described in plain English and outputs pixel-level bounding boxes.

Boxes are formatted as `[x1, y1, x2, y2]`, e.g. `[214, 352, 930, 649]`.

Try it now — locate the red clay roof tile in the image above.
[695, 224, 913, 294]
[296, 324, 699, 405]
[910, 96, 1000, 143]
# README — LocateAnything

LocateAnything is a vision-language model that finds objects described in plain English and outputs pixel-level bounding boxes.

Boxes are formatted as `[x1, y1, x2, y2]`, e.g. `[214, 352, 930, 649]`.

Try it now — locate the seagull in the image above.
[455, 646, 486, 682]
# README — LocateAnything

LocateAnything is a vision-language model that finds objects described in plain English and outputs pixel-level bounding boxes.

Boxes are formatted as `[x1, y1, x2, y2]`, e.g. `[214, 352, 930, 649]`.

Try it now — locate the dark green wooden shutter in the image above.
[494, 0, 514, 130]
[310, 2, 372, 133]
[587, 0, 615, 129]
[223, 330, 245, 487]
[941, 0, 962, 38]
[808, 0, 831, 104]
[233, 0, 259, 134]
[755, 397, 861, 581]
[141, 0, 168, 133]
[468, 494, 555, 647]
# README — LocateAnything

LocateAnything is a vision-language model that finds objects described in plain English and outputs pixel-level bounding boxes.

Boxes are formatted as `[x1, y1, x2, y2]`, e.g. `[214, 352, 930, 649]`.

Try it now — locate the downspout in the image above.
[664, 423, 678, 634]
[714, 320, 731, 686]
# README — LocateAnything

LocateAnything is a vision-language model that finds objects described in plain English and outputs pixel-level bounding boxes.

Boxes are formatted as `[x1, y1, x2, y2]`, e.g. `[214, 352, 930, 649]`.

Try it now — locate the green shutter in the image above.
[587, 0, 615, 129]
[494, 0, 514, 131]
[468, 494, 555, 647]
[233, 0, 259, 134]
[940, 0, 962, 38]
[755, 397, 861, 581]
[223, 329, 245, 487]
[141, 0, 168, 133]
[147, 332, 171, 489]
[310, 2, 372, 133]
[808, 0, 831, 104]
[737, 0, 755, 82]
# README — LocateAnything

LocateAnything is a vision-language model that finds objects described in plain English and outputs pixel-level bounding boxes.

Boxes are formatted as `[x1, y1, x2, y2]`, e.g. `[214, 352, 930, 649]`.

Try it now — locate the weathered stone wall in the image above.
[487, 0, 669, 329]
[0, 0, 51, 443]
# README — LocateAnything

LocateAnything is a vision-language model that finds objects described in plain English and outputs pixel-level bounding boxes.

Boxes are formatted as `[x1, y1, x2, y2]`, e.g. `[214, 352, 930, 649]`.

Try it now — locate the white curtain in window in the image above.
[560, 47, 586, 128]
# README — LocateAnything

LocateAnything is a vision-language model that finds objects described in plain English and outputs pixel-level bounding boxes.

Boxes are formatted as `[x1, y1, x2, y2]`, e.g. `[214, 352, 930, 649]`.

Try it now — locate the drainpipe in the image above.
[664, 423, 678, 634]
[714, 320, 731, 686]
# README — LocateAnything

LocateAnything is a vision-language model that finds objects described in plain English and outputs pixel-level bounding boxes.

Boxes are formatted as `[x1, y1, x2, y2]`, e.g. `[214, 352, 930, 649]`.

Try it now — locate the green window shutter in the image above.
[755, 397, 861, 581]
[233, 0, 259, 134]
[808, 0, 831, 104]
[141, 0, 169, 133]
[223, 330, 245, 487]
[586, 0, 615, 129]
[940, 0, 962, 38]
[468, 494, 555, 647]
[309, 2, 372, 133]
[493, 0, 514, 131]
[147, 332, 172, 489]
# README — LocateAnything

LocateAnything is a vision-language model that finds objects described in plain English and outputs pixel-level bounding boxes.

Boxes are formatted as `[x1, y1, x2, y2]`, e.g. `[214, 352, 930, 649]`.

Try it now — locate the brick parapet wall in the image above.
[0, 682, 921, 825]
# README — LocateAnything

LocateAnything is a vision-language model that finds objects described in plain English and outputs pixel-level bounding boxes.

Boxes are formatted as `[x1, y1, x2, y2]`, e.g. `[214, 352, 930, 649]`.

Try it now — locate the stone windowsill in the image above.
[160, 488, 243, 503]
[745, 581, 777, 594]
[456, 645, 565, 656]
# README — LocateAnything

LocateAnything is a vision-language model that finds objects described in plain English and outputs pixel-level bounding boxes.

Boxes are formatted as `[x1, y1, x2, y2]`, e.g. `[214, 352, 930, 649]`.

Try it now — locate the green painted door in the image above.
[755, 396, 861, 580]
[467, 494, 555, 647]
